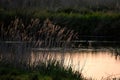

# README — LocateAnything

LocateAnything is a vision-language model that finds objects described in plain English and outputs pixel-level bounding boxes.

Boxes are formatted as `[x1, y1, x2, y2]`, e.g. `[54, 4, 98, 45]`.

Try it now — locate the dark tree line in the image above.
[0, 0, 120, 10]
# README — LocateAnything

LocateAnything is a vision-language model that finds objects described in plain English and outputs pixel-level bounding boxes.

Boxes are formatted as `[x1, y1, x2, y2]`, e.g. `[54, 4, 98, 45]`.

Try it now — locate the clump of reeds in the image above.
[0, 17, 80, 76]
[1, 10, 120, 37]
[0, 17, 78, 67]
[0, 17, 78, 47]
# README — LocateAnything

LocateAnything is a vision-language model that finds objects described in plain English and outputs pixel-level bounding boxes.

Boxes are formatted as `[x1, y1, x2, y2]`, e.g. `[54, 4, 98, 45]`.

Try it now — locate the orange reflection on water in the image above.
[31, 49, 120, 80]
[63, 51, 120, 80]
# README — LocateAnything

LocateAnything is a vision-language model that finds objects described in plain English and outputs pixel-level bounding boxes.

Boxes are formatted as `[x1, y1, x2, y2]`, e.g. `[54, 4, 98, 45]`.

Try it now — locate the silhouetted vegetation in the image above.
[0, 9, 120, 41]
[1, 0, 120, 80]
[0, 0, 120, 11]
[0, 16, 83, 79]
[0, 60, 83, 80]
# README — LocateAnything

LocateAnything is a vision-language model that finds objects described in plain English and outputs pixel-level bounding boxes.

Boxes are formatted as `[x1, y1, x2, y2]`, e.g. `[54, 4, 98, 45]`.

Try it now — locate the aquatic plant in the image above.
[0, 18, 78, 47]
[0, 17, 84, 80]
[0, 17, 79, 73]
[1, 10, 120, 38]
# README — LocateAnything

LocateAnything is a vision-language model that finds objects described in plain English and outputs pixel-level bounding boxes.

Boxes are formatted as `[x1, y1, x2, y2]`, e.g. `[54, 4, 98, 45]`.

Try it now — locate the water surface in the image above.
[1, 42, 120, 80]
[32, 48, 120, 80]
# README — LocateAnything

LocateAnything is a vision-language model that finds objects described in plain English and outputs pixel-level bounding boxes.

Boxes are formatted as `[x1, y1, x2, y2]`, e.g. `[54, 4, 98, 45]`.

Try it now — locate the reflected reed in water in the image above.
[1, 18, 120, 80]
[0, 18, 78, 70]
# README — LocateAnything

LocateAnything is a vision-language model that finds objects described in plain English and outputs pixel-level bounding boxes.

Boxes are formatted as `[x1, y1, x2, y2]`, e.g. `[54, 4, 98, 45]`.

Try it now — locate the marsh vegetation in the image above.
[0, 18, 83, 80]
[0, 0, 120, 80]
[0, 9, 120, 40]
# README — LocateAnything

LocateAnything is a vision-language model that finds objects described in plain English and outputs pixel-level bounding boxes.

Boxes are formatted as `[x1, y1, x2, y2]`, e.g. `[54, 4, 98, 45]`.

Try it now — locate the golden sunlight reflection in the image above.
[31, 49, 120, 80]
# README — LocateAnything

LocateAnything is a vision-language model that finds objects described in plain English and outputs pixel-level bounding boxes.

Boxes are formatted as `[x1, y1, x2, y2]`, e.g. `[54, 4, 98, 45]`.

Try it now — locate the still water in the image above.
[31, 48, 120, 80]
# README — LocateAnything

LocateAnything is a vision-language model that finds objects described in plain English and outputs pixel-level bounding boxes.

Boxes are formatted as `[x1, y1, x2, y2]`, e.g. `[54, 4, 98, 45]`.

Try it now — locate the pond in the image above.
[0, 41, 120, 80]
[31, 48, 120, 80]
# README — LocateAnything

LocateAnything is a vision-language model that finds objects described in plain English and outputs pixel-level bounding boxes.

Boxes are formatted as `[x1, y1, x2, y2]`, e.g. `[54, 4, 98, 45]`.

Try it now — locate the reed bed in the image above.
[0, 18, 83, 80]
[1, 10, 120, 38]
[0, 17, 78, 66]
[0, 17, 78, 47]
